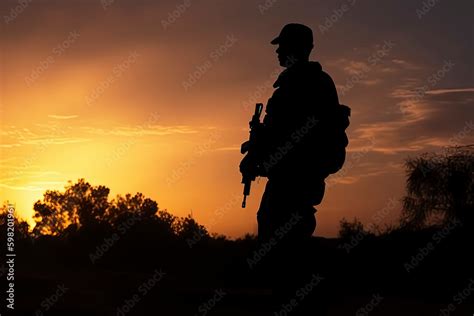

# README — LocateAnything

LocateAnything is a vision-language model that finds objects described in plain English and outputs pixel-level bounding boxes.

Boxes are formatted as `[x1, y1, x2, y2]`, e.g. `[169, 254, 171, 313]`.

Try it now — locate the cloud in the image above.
[352, 117, 473, 155]
[0, 144, 21, 148]
[0, 183, 46, 191]
[391, 59, 420, 70]
[327, 160, 403, 186]
[29, 181, 67, 186]
[47, 114, 79, 120]
[82, 125, 200, 137]
[19, 138, 90, 145]
[327, 176, 359, 185]
[0, 124, 88, 148]
[425, 88, 474, 95]
[0, 171, 63, 191]
[352, 86, 474, 155]
[343, 60, 370, 75]
[213, 146, 240, 152]
[360, 79, 381, 86]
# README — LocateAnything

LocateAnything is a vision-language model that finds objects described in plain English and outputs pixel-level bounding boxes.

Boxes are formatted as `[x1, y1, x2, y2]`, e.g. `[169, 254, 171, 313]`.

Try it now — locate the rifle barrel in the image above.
[242, 195, 247, 208]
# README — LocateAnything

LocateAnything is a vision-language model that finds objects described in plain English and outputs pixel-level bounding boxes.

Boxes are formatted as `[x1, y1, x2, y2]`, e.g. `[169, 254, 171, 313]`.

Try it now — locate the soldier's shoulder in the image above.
[307, 62, 333, 82]
[319, 68, 336, 89]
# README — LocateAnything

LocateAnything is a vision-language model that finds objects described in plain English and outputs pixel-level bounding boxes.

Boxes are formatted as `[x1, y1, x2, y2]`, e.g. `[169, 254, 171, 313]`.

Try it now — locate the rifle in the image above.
[240, 103, 264, 208]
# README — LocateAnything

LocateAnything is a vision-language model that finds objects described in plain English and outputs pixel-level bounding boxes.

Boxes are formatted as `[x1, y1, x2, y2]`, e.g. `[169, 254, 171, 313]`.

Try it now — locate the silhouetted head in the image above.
[271, 23, 314, 68]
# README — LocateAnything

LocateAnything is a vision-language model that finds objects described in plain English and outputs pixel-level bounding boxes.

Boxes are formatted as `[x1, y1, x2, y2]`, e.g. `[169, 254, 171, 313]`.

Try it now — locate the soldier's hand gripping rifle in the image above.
[240, 103, 264, 208]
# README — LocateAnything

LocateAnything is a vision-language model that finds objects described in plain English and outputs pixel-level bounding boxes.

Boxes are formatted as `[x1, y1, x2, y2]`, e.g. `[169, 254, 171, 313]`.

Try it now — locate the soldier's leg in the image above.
[256, 179, 328, 314]
[271, 203, 317, 314]
[256, 180, 304, 312]
[270, 178, 328, 315]
[254, 181, 281, 314]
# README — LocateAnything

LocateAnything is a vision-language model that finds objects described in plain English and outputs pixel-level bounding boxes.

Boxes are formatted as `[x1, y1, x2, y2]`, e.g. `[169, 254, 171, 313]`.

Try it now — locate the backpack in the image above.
[317, 103, 351, 175]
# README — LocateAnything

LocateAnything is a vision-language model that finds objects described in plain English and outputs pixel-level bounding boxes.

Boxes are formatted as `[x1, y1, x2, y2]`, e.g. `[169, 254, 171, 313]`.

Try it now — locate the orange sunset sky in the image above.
[1, 0, 473, 237]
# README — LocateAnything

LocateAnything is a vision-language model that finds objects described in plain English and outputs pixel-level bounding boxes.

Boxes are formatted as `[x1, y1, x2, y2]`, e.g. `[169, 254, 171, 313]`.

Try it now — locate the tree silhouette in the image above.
[174, 214, 209, 241]
[0, 202, 30, 240]
[33, 179, 110, 235]
[31, 179, 210, 241]
[106, 192, 158, 226]
[402, 145, 474, 228]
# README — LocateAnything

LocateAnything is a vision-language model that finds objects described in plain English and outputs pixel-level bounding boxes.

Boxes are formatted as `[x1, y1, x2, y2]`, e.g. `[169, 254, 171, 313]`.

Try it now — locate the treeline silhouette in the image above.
[1, 146, 473, 315]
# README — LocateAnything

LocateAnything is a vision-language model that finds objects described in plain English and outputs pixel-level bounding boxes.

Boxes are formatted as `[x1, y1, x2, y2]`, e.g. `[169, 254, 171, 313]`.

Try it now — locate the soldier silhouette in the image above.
[240, 23, 350, 315]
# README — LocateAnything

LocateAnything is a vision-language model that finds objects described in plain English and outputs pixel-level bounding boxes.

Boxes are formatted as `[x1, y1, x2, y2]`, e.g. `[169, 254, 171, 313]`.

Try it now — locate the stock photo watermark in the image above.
[194, 289, 226, 316]
[240, 57, 297, 112]
[3, 0, 33, 24]
[326, 137, 376, 189]
[101, 0, 115, 10]
[33, 284, 69, 316]
[186, 193, 241, 248]
[7, 123, 67, 179]
[247, 212, 303, 269]
[355, 293, 384, 316]
[416, 0, 442, 19]
[399, 60, 455, 115]
[85, 51, 140, 107]
[165, 131, 222, 187]
[439, 278, 474, 316]
[161, 0, 193, 29]
[418, 120, 473, 176]
[182, 34, 238, 91]
[257, 0, 278, 15]
[274, 273, 324, 316]
[25, 30, 81, 87]
[116, 269, 166, 316]
[339, 197, 398, 253]
[262, 116, 319, 173]
[105, 111, 161, 167]
[89, 214, 142, 264]
[404, 217, 461, 273]
[319, 0, 358, 35]
[5, 203, 16, 311]
[339, 40, 395, 97]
